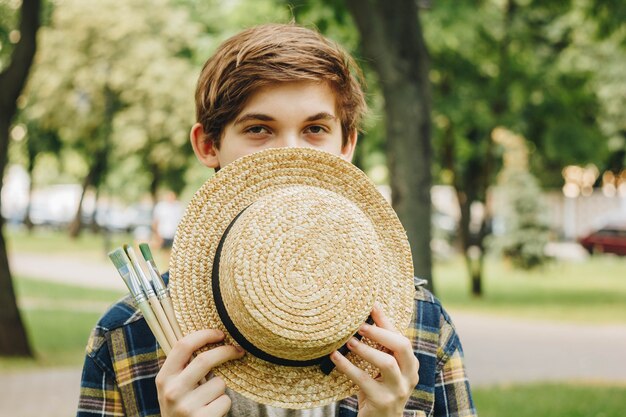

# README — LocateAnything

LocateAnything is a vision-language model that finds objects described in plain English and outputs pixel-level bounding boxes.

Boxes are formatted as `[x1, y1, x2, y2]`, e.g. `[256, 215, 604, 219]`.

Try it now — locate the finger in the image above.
[159, 329, 225, 376]
[371, 303, 397, 332]
[197, 394, 232, 417]
[359, 322, 417, 375]
[179, 345, 244, 388]
[346, 337, 402, 386]
[329, 351, 378, 394]
[182, 375, 227, 410]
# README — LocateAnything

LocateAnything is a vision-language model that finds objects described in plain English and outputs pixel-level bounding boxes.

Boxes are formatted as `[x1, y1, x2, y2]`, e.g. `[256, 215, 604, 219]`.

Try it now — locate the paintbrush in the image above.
[139, 243, 183, 340]
[124, 244, 178, 348]
[108, 247, 172, 354]
[139, 243, 208, 384]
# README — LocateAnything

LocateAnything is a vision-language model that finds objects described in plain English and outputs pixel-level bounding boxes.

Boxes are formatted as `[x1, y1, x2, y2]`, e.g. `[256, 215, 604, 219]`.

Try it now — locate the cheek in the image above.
[221, 140, 267, 164]
[323, 136, 345, 155]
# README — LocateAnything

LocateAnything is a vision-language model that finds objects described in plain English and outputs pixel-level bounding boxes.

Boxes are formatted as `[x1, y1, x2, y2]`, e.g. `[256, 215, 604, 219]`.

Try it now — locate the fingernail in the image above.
[234, 345, 244, 353]
[330, 351, 339, 361]
[359, 323, 371, 334]
[214, 329, 224, 337]
[347, 337, 358, 349]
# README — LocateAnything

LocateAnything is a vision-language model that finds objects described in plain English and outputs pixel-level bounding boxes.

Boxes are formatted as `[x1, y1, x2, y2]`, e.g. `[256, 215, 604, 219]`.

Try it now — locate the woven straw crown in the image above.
[169, 148, 414, 409]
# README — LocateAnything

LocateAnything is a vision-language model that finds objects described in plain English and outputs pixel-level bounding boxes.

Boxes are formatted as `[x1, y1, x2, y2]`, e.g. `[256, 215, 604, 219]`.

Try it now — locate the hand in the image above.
[330, 304, 419, 417]
[155, 329, 245, 417]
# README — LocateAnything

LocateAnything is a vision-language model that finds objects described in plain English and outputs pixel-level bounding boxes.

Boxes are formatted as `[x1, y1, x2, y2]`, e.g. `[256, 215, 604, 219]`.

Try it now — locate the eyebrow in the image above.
[234, 113, 275, 125]
[305, 112, 337, 122]
[234, 112, 337, 125]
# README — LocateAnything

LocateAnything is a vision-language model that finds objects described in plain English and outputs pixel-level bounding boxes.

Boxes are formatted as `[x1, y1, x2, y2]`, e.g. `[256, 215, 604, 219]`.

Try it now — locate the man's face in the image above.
[191, 81, 357, 169]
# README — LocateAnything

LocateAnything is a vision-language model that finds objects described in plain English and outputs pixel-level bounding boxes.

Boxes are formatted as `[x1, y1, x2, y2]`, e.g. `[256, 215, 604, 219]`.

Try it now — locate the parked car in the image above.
[578, 225, 626, 256]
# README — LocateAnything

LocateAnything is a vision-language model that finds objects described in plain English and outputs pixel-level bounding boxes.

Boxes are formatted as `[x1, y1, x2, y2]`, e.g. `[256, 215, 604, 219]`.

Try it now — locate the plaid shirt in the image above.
[77, 276, 476, 417]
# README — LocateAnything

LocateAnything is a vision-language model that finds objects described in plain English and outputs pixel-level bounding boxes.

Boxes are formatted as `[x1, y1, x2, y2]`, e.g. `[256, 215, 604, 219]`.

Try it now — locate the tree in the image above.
[490, 128, 550, 269]
[23, 0, 201, 233]
[15, 121, 61, 230]
[0, 0, 41, 357]
[345, 0, 434, 292]
[425, 0, 609, 296]
[110, 48, 197, 205]
[563, 1, 626, 175]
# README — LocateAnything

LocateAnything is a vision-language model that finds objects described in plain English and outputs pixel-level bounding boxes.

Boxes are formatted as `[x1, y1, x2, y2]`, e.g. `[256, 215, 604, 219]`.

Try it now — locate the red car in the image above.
[578, 226, 626, 256]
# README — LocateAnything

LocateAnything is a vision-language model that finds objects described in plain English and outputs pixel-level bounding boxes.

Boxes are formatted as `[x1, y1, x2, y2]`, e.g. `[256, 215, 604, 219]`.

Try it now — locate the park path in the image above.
[2, 251, 626, 416]
[9, 251, 127, 290]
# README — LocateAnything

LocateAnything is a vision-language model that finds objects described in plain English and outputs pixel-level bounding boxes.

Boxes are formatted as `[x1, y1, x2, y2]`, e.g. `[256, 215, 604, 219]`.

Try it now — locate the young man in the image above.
[78, 23, 476, 417]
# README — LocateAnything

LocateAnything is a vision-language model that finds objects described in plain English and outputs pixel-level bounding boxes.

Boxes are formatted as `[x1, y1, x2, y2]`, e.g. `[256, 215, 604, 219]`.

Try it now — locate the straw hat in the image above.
[169, 147, 414, 409]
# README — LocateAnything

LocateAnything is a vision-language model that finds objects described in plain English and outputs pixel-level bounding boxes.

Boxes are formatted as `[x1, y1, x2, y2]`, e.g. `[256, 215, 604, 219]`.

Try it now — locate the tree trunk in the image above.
[69, 84, 116, 238]
[149, 162, 160, 206]
[23, 144, 36, 231]
[0, 118, 33, 357]
[0, 0, 41, 357]
[346, 0, 434, 293]
[89, 186, 101, 233]
[0, 214, 32, 356]
[460, 0, 513, 297]
[68, 170, 93, 238]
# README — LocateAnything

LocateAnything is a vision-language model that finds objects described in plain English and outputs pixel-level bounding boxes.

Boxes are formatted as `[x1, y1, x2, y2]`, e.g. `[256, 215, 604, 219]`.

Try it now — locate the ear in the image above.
[340, 129, 358, 163]
[190, 123, 220, 169]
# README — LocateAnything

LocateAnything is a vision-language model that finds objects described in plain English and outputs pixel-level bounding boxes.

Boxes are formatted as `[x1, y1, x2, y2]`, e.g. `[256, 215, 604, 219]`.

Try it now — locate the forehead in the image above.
[239, 81, 338, 116]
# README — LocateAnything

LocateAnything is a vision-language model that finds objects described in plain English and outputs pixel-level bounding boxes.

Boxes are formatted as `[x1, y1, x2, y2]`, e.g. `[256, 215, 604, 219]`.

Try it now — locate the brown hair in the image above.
[195, 23, 367, 148]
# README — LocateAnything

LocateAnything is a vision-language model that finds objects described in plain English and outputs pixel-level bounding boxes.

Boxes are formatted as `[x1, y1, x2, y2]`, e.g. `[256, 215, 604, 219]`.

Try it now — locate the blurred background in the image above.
[0, 0, 625, 416]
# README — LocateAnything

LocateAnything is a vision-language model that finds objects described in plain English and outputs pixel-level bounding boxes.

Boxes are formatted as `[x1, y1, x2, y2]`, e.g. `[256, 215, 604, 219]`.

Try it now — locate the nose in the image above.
[279, 133, 300, 149]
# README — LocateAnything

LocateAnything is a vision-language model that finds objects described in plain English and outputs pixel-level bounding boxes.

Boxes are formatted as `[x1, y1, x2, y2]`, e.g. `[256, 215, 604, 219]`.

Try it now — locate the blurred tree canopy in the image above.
[0, 0, 623, 297]
[422, 0, 624, 294]
[20, 0, 204, 236]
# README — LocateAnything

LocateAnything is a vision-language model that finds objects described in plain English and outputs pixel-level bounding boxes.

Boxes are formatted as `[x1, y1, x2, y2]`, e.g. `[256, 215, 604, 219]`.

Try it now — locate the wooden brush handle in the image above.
[137, 299, 171, 355]
[149, 297, 178, 347]
[161, 297, 184, 340]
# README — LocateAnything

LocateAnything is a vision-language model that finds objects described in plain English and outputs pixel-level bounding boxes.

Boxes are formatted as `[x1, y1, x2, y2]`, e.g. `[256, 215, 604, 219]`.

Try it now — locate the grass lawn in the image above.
[6, 226, 133, 254]
[16, 275, 125, 303]
[473, 382, 626, 417]
[6, 226, 170, 270]
[0, 277, 125, 370]
[435, 254, 626, 324]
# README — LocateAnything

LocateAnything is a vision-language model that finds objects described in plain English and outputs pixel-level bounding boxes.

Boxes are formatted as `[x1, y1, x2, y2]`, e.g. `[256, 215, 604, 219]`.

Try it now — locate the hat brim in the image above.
[170, 148, 414, 409]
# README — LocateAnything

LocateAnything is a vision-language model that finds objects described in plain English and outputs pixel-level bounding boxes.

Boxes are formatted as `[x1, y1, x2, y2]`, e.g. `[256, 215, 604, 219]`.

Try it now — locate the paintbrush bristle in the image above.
[139, 243, 154, 261]
[108, 247, 130, 270]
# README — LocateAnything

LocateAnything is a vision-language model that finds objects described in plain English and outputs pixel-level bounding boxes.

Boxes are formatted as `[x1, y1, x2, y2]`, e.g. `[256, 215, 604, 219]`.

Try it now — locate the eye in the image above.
[304, 125, 328, 134]
[245, 125, 270, 135]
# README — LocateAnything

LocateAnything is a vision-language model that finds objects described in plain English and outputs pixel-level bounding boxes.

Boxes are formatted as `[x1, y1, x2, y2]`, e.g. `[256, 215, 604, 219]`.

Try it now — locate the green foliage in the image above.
[5, 0, 623, 231]
[0, 0, 19, 69]
[425, 0, 611, 189]
[586, 0, 626, 40]
[19, 0, 204, 201]
[491, 170, 551, 269]
[7, 0, 306, 203]
[558, 17, 626, 171]
[488, 128, 551, 269]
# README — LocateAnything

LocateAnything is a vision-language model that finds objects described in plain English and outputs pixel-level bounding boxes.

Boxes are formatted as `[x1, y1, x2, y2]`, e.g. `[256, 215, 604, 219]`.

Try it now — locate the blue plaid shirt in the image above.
[78, 276, 476, 417]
